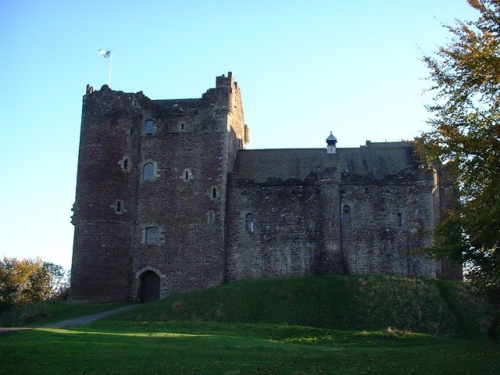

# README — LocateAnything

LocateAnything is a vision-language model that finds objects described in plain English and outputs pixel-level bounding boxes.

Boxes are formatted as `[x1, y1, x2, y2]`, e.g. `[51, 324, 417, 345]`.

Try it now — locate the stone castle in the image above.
[69, 72, 460, 303]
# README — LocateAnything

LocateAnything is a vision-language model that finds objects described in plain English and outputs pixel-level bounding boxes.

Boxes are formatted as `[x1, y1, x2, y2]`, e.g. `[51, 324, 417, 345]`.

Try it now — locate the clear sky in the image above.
[0, 0, 478, 270]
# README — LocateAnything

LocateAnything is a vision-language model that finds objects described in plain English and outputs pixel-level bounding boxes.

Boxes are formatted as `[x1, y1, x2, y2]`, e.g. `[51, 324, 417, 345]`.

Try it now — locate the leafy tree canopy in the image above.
[0, 257, 69, 312]
[417, 0, 500, 296]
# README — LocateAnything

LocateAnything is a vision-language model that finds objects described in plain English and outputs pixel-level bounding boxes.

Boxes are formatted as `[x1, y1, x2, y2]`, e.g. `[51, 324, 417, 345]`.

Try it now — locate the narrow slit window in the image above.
[397, 213, 402, 228]
[120, 157, 131, 172]
[343, 205, 351, 223]
[182, 169, 192, 182]
[111, 200, 124, 214]
[212, 187, 217, 199]
[246, 213, 254, 233]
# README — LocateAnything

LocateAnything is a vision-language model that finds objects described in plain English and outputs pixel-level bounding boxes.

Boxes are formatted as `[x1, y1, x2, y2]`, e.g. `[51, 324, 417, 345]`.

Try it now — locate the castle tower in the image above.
[69, 85, 143, 302]
[70, 73, 247, 302]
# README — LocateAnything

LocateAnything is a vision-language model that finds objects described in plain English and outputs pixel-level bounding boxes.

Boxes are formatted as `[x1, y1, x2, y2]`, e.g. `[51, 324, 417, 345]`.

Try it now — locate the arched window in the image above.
[145, 227, 160, 245]
[246, 213, 254, 233]
[145, 120, 154, 135]
[143, 163, 155, 181]
[342, 205, 351, 223]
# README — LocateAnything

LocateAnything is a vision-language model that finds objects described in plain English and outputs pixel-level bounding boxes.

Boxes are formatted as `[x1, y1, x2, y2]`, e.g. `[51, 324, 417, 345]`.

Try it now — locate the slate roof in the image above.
[233, 142, 416, 181]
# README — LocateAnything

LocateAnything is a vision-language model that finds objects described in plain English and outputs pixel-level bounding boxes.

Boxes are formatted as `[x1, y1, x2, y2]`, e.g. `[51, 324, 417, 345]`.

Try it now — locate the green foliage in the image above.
[417, 0, 500, 296]
[0, 257, 69, 313]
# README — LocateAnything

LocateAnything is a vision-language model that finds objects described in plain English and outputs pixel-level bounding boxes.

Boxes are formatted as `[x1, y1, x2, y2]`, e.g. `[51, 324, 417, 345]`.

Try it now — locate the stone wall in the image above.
[225, 176, 322, 280]
[131, 98, 228, 298]
[226, 162, 439, 281]
[340, 169, 436, 278]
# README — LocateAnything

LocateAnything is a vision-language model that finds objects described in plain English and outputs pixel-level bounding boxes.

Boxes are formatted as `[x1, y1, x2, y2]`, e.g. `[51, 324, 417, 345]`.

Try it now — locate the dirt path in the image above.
[0, 304, 137, 335]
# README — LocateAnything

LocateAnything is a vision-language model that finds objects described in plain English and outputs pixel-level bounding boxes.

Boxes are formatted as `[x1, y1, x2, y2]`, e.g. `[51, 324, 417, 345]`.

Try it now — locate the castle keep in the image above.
[69, 72, 459, 303]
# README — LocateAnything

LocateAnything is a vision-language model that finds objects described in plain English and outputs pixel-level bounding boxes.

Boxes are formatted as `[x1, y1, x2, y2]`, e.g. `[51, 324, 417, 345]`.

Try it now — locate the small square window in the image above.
[146, 227, 160, 245]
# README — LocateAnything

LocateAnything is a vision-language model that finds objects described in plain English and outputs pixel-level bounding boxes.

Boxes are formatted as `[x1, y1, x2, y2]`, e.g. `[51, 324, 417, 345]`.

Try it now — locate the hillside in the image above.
[111, 275, 489, 339]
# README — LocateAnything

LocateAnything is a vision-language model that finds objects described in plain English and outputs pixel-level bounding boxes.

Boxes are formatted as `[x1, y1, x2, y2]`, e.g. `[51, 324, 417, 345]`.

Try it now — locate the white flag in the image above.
[98, 49, 112, 58]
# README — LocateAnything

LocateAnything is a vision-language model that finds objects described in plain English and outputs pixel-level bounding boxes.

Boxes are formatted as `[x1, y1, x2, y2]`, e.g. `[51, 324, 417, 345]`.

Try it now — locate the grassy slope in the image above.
[111, 275, 489, 338]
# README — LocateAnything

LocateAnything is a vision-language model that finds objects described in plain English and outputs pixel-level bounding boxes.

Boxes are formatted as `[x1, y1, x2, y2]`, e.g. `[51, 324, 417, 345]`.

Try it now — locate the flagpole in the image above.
[108, 50, 113, 87]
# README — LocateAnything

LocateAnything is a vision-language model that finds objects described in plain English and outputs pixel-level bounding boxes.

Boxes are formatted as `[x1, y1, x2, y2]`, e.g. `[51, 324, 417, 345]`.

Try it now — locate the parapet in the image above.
[216, 71, 239, 90]
[216, 72, 233, 87]
[363, 140, 410, 148]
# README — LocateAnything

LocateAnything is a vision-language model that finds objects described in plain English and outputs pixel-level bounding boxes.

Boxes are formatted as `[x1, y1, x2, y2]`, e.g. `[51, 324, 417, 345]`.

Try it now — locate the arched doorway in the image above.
[139, 270, 160, 303]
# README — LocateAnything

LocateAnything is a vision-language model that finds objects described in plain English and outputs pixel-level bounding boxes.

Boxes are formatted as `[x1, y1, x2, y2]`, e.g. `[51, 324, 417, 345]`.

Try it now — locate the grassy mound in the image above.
[113, 275, 489, 339]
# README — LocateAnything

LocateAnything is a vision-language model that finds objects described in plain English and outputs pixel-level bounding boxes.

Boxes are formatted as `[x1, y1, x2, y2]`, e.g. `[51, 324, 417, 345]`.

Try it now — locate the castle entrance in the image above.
[139, 271, 160, 303]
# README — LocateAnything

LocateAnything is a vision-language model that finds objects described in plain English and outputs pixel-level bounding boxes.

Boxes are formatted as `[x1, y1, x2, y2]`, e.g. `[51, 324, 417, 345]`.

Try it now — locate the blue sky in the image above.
[0, 0, 478, 270]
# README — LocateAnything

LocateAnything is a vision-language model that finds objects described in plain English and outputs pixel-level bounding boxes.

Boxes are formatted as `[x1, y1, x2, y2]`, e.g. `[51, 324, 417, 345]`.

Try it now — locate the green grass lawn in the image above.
[1, 322, 499, 374]
[1, 276, 498, 374]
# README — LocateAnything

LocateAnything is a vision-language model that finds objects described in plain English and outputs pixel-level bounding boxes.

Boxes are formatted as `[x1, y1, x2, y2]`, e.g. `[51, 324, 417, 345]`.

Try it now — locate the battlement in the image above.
[216, 71, 234, 88]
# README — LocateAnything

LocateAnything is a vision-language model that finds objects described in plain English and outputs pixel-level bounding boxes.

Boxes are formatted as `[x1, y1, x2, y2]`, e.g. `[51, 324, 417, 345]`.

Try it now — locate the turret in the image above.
[326, 132, 337, 154]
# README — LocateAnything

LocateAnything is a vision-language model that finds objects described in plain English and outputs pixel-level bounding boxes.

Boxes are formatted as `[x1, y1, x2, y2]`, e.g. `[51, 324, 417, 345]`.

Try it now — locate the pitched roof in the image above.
[233, 142, 416, 181]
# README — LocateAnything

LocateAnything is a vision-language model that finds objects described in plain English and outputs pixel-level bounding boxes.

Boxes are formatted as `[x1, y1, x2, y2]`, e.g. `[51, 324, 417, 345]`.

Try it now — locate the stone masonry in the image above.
[69, 72, 460, 303]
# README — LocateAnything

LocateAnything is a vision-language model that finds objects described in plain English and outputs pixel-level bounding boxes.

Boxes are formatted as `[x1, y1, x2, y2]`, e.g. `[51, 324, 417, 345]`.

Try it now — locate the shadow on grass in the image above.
[1, 322, 499, 375]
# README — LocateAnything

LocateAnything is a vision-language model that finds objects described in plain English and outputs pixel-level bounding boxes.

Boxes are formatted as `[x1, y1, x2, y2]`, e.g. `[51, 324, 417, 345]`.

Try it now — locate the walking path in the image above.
[42, 304, 137, 328]
[0, 304, 137, 335]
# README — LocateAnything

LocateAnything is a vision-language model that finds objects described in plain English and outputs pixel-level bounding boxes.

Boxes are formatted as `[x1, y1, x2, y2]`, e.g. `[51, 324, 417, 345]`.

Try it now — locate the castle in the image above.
[69, 72, 460, 303]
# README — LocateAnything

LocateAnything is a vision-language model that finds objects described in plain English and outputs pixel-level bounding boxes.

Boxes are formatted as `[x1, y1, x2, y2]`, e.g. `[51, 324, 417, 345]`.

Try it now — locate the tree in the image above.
[0, 257, 69, 312]
[417, 0, 500, 296]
